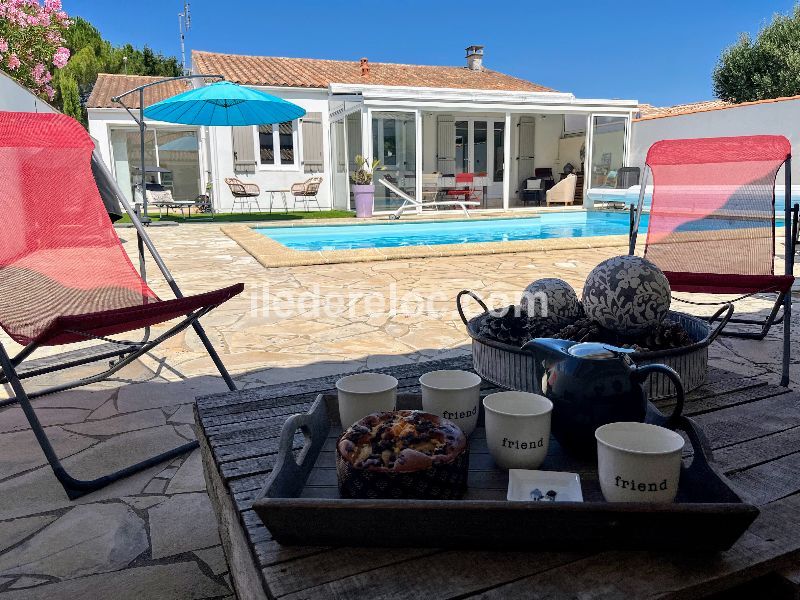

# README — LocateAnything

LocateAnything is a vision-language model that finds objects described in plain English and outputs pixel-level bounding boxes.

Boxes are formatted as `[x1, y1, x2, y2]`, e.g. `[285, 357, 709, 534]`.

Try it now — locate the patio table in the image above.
[195, 356, 800, 600]
[263, 189, 290, 214]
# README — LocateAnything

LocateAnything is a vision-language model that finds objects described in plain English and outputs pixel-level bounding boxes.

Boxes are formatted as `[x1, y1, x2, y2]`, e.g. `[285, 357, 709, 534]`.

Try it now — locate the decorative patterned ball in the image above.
[582, 256, 671, 335]
[520, 278, 583, 327]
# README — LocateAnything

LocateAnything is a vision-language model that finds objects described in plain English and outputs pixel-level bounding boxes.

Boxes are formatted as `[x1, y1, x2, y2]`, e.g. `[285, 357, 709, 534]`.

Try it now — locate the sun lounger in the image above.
[379, 178, 480, 220]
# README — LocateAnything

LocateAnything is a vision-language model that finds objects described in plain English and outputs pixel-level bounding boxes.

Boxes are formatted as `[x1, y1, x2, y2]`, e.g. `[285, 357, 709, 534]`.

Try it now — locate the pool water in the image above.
[256, 211, 781, 252]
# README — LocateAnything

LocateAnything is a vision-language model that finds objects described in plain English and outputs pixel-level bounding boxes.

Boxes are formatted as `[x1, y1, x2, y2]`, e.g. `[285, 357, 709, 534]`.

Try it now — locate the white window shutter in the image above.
[517, 116, 536, 184]
[302, 112, 323, 173]
[231, 126, 256, 174]
[437, 115, 456, 174]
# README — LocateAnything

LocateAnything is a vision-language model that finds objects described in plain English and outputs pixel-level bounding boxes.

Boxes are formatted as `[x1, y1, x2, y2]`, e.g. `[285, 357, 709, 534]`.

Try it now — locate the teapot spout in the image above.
[521, 337, 576, 359]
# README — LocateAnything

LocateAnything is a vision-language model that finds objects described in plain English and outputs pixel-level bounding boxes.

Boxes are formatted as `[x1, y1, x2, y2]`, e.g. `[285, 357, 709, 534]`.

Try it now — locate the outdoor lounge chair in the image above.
[291, 176, 323, 211]
[445, 173, 482, 206]
[380, 178, 480, 220]
[629, 135, 797, 386]
[145, 183, 197, 219]
[0, 111, 244, 499]
[225, 177, 262, 212]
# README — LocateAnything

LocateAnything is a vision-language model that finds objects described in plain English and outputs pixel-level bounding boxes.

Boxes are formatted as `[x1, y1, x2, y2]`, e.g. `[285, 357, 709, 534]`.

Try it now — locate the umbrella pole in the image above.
[139, 88, 150, 225]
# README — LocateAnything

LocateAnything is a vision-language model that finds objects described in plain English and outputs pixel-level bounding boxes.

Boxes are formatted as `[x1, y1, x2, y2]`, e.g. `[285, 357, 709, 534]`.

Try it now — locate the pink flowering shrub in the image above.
[0, 0, 70, 99]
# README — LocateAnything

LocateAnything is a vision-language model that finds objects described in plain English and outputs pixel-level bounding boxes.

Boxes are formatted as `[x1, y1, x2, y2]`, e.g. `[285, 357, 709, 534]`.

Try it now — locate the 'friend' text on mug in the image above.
[615, 476, 668, 492]
[502, 437, 545, 450]
[442, 407, 477, 421]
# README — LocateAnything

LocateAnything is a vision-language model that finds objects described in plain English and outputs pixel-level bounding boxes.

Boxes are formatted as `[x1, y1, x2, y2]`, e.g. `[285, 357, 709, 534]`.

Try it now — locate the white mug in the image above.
[595, 422, 685, 503]
[420, 370, 482, 436]
[483, 391, 553, 470]
[335, 373, 397, 428]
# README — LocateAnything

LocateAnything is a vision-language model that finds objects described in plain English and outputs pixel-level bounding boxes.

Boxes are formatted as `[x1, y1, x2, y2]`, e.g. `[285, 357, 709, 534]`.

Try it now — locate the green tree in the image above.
[60, 75, 81, 122]
[51, 16, 182, 124]
[713, 5, 800, 103]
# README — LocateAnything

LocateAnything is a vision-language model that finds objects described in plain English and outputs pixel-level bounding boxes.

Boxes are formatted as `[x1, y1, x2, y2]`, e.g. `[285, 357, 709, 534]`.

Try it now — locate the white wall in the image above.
[0, 71, 57, 113]
[631, 99, 800, 181]
[533, 114, 563, 173]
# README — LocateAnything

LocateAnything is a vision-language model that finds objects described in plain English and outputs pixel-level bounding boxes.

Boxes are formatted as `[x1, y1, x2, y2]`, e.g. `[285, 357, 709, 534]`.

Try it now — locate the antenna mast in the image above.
[179, 2, 191, 75]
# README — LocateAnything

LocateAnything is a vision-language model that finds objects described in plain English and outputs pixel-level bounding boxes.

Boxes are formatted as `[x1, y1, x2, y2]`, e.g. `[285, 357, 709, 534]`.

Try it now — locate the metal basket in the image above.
[457, 290, 733, 401]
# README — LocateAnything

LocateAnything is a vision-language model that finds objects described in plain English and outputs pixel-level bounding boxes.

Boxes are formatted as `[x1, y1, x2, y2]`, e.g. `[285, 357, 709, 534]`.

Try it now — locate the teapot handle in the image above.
[634, 364, 684, 425]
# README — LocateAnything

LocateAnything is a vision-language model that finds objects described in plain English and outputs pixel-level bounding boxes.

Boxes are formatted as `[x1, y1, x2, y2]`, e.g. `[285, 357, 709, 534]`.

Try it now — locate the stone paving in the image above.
[0, 220, 797, 598]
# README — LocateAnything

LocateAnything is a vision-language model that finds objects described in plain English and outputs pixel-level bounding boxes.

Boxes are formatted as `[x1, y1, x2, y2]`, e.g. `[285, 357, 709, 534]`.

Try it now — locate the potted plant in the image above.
[350, 155, 382, 218]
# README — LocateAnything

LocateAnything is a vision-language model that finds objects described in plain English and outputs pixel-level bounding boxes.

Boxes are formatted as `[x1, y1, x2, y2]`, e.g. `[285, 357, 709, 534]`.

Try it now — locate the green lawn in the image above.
[116, 209, 355, 224]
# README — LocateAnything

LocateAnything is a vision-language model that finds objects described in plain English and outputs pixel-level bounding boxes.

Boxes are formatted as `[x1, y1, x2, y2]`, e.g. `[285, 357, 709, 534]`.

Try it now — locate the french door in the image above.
[454, 118, 505, 198]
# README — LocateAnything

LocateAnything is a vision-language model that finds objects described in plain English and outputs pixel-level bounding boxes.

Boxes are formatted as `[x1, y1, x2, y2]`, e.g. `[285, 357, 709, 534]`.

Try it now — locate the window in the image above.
[371, 111, 415, 211]
[258, 124, 274, 164]
[109, 127, 201, 202]
[590, 116, 627, 188]
[474, 121, 487, 175]
[455, 120, 468, 174]
[493, 122, 505, 182]
[258, 121, 296, 167]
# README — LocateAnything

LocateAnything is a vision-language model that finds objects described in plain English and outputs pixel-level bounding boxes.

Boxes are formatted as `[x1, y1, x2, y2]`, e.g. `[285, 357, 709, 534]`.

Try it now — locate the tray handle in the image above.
[258, 396, 330, 499]
[457, 290, 489, 326]
[677, 415, 746, 504]
[705, 303, 734, 346]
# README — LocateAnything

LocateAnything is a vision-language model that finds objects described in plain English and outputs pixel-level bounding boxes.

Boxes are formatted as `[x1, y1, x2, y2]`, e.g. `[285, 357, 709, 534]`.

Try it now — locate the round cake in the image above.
[336, 410, 469, 499]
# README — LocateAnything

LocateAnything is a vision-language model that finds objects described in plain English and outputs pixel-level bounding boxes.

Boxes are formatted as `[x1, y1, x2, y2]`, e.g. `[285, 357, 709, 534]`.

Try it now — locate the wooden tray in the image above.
[253, 394, 758, 551]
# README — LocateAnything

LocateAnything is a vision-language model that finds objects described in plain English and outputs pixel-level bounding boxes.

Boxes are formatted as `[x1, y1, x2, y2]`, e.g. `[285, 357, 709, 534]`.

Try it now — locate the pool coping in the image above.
[222, 221, 631, 268]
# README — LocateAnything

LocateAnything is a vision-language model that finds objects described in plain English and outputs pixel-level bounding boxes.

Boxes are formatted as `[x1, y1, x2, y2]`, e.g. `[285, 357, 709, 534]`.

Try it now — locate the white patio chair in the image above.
[422, 173, 441, 203]
[379, 179, 480, 220]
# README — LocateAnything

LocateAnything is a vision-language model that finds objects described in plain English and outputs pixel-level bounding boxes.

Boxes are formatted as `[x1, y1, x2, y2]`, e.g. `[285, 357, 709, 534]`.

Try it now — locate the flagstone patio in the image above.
[0, 220, 796, 598]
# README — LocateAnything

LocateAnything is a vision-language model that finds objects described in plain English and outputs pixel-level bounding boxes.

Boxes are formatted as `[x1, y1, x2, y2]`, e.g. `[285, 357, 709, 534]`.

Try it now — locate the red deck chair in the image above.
[0, 111, 244, 499]
[629, 135, 796, 385]
[446, 173, 481, 205]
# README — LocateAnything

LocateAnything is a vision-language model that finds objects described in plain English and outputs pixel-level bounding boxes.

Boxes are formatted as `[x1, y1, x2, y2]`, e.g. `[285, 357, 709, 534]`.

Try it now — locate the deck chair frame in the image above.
[380, 179, 481, 220]
[629, 153, 796, 386]
[0, 119, 240, 499]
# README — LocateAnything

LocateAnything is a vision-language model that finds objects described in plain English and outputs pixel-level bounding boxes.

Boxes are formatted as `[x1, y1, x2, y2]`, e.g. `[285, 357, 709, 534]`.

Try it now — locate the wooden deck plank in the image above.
[466, 493, 800, 600]
[276, 550, 588, 600]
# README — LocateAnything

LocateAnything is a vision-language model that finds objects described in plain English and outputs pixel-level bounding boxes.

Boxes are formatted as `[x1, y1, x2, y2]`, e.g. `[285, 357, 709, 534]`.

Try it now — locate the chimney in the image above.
[360, 57, 370, 77]
[465, 45, 484, 71]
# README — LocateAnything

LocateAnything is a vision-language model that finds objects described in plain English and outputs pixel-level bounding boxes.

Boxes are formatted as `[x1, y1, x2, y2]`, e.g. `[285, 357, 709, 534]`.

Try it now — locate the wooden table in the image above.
[196, 356, 800, 600]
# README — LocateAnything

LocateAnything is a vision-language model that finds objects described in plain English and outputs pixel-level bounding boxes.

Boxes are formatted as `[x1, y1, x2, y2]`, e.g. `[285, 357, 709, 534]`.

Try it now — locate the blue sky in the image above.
[67, 0, 795, 106]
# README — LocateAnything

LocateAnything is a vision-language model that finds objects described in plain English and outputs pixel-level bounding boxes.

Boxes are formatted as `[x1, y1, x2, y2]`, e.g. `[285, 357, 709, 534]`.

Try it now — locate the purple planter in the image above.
[352, 184, 375, 218]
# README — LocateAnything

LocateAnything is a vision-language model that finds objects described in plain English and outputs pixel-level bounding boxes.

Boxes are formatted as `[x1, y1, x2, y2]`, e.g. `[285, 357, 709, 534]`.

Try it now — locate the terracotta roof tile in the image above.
[636, 100, 732, 120]
[636, 95, 800, 121]
[191, 50, 553, 92]
[87, 74, 192, 109]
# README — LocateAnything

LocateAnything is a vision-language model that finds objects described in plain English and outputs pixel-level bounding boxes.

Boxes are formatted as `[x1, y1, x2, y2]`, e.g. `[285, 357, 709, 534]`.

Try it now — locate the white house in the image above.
[87, 46, 639, 214]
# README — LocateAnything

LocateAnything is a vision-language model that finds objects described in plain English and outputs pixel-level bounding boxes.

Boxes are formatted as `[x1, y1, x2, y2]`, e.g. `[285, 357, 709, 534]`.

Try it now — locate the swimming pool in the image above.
[255, 211, 781, 252]
[255, 212, 638, 251]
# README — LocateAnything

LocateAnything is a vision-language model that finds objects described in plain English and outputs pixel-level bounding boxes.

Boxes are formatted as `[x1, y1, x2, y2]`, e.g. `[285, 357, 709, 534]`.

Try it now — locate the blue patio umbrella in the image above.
[143, 80, 306, 126]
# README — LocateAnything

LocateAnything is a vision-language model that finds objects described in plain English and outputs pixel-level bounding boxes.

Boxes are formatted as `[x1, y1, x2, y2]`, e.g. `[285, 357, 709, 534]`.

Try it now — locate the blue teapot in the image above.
[521, 338, 685, 455]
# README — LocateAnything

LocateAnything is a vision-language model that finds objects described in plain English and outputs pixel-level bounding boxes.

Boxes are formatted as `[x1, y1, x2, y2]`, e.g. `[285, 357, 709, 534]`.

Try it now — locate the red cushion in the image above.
[664, 272, 794, 294]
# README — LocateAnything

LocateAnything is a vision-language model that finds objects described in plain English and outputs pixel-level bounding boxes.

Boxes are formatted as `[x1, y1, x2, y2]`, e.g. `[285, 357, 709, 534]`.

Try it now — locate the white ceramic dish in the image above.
[506, 469, 583, 502]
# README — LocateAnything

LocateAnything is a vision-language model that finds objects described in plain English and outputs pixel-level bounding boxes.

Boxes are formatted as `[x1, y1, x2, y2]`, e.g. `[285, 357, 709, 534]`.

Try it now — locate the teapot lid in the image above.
[567, 342, 634, 360]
